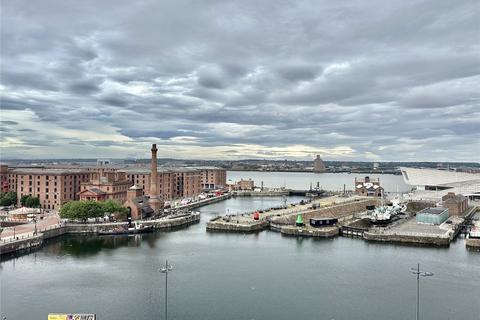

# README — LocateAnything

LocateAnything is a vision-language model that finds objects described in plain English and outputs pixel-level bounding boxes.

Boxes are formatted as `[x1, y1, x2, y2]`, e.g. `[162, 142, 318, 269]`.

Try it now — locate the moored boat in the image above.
[99, 223, 154, 235]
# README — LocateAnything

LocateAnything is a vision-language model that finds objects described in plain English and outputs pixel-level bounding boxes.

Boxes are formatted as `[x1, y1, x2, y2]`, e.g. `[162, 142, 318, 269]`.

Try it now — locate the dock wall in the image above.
[1, 213, 200, 256]
[280, 226, 339, 237]
[0, 234, 43, 255]
[363, 232, 450, 246]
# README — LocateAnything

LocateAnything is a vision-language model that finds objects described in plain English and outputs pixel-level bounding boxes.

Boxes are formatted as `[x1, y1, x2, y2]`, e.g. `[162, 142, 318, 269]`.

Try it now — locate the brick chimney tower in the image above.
[148, 143, 162, 214]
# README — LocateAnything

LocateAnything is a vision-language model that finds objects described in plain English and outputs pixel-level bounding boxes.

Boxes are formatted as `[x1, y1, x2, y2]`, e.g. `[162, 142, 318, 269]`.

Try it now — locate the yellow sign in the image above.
[48, 314, 95, 320]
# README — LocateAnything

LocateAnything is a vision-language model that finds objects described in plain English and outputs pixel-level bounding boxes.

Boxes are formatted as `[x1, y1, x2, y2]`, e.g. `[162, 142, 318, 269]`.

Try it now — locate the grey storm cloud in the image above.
[0, 0, 479, 161]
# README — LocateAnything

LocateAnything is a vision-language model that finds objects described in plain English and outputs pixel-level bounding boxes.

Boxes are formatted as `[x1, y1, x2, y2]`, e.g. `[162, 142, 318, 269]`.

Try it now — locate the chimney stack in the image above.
[148, 143, 162, 215]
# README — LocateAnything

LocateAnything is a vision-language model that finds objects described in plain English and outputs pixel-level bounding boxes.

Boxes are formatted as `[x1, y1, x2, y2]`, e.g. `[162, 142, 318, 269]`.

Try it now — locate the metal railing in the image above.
[1, 223, 64, 244]
[1, 232, 38, 243]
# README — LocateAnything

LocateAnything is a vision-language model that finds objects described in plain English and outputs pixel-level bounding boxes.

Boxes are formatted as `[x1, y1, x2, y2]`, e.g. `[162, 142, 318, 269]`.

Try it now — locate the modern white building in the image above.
[400, 167, 480, 200]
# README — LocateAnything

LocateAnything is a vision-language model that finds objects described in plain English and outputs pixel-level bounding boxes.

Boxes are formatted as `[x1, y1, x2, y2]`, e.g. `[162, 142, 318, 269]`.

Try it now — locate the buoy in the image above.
[295, 214, 304, 226]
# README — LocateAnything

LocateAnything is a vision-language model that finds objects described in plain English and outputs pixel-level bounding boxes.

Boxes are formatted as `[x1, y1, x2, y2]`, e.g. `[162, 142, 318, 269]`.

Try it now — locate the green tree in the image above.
[0, 191, 17, 206]
[59, 200, 105, 221]
[102, 200, 128, 219]
[20, 195, 29, 206]
[25, 196, 40, 208]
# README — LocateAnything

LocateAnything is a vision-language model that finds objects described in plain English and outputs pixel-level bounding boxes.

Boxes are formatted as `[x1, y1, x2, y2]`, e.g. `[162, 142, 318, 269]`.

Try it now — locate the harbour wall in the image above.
[207, 217, 268, 233]
[466, 238, 480, 249]
[279, 225, 339, 237]
[0, 234, 43, 255]
[363, 232, 450, 246]
[1, 213, 200, 256]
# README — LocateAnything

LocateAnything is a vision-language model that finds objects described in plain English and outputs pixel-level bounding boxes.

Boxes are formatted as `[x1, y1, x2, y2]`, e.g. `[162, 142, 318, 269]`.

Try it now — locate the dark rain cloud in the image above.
[0, 0, 479, 161]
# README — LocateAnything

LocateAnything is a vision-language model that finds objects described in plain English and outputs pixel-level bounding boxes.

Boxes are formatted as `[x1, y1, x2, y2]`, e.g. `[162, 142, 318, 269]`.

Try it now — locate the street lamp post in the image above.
[410, 263, 434, 320]
[33, 217, 37, 235]
[159, 260, 173, 320]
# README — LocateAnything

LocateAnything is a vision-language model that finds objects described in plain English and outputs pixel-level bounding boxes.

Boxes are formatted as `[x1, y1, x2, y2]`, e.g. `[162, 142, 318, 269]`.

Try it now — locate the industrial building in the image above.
[442, 192, 468, 216]
[313, 155, 326, 173]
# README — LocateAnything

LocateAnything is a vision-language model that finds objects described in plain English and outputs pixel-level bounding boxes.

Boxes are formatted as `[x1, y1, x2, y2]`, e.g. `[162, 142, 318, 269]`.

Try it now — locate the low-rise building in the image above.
[123, 185, 153, 220]
[416, 207, 449, 225]
[442, 192, 468, 215]
[238, 179, 255, 191]
[355, 176, 383, 197]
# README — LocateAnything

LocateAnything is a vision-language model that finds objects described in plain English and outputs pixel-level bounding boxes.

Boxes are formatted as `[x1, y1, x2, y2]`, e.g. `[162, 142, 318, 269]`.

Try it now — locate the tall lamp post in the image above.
[33, 216, 37, 235]
[159, 260, 173, 320]
[410, 263, 434, 320]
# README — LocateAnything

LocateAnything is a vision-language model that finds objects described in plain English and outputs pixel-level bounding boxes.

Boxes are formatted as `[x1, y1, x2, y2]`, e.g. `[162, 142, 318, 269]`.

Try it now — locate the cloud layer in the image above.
[1, 0, 479, 161]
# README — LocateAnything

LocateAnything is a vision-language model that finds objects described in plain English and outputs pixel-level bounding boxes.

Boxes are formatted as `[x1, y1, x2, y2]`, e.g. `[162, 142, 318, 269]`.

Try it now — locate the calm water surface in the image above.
[227, 171, 410, 193]
[1, 196, 479, 319]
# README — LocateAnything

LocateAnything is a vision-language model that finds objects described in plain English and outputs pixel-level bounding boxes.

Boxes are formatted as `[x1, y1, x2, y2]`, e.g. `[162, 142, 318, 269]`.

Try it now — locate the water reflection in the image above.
[41, 233, 167, 258]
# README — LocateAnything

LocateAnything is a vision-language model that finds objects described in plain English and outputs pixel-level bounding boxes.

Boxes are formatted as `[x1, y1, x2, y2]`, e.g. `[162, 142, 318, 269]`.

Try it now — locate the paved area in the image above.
[378, 215, 463, 237]
[219, 195, 367, 224]
[1, 214, 61, 241]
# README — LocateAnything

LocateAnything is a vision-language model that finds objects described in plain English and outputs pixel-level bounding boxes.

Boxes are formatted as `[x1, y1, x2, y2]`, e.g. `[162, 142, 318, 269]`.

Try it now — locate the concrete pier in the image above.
[466, 237, 480, 249]
[206, 196, 378, 234]
[207, 216, 268, 233]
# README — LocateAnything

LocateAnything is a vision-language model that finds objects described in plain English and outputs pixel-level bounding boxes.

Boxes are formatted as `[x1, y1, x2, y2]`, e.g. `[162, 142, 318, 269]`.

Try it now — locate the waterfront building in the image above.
[441, 192, 468, 215]
[0, 164, 8, 192]
[7, 168, 91, 210]
[354, 176, 383, 197]
[200, 167, 227, 190]
[416, 207, 449, 225]
[123, 185, 153, 220]
[123, 167, 223, 200]
[313, 155, 326, 173]
[79, 171, 131, 203]
[238, 179, 255, 191]
[123, 168, 203, 201]
[400, 167, 480, 200]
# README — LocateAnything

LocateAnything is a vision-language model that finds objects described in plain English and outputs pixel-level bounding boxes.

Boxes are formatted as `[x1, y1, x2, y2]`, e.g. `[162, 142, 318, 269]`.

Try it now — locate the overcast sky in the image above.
[1, 0, 479, 161]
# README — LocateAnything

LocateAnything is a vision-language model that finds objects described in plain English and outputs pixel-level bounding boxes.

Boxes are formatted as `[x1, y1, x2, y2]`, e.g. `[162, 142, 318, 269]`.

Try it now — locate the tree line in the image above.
[59, 200, 128, 221]
[0, 192, 43, 208]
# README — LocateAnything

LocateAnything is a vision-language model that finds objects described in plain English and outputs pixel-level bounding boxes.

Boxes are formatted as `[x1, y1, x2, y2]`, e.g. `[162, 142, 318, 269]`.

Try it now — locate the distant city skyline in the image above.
[1, 0, 479, 161]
